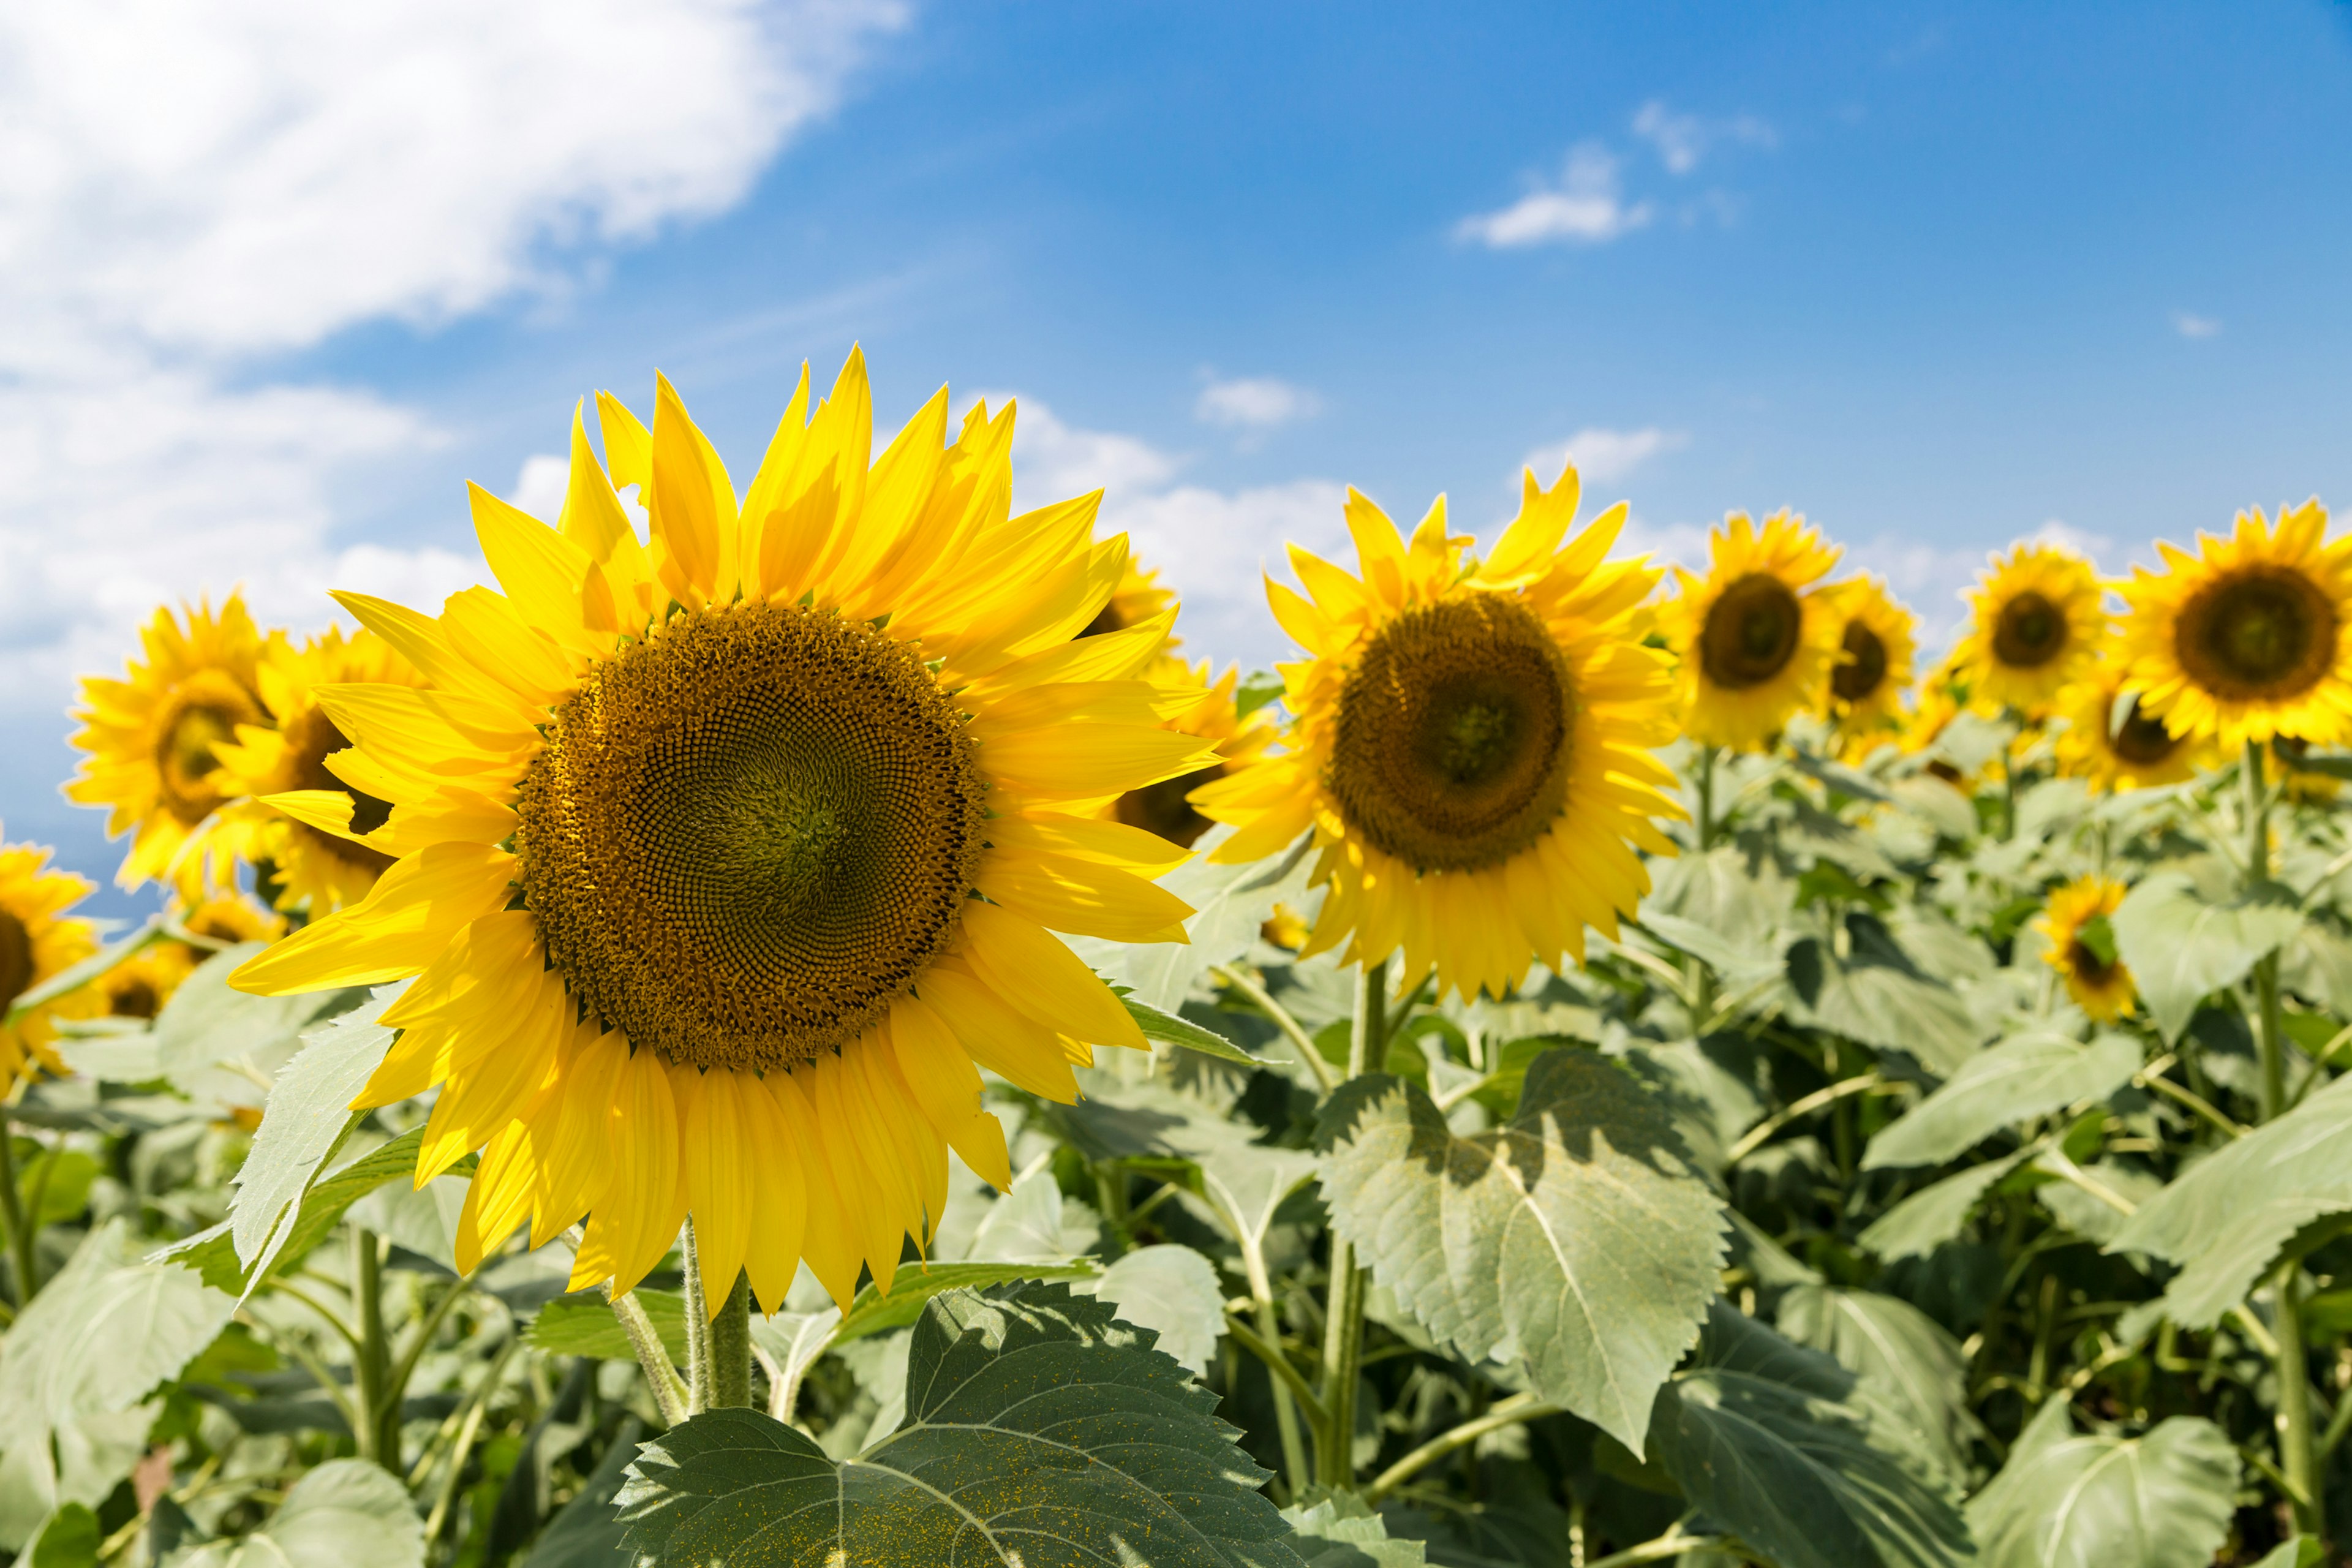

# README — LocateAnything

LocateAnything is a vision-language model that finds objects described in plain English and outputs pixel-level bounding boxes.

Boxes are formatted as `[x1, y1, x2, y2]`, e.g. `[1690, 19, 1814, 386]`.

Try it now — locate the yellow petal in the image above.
[232, 842, 516, 993]
[889, 995, 1012, 1190]
[975, 847, 1194, 944]
[679, 1066, 753, 1314]
[956, 900, 1145, 1050]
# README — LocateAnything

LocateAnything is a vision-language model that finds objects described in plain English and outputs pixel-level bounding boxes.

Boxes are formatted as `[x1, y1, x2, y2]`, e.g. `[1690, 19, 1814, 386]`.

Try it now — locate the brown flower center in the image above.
[0, 910, 32, 1011]
[1327, 594, 1574, 873]
[1832, 621, 1890, 703]
[1114, 763, 1226, 850]
[285, 706, 396, 873]
[2176, 565, 2338, 703]
[154, 671, 266, 825]
[516, 600, 985, 1072]
[1700, 574, 1802, 690]
[2109, 695, 2182, 767]
[1991, 591, 2066, 669]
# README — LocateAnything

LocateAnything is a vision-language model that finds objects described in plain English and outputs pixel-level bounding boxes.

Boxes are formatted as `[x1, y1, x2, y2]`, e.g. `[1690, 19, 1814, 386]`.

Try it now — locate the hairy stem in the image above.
[1363, 1392, 1564, 1501]
[707, 1270, 752, 1411]
[1210, 963, 1337, 1095]
[609, 1286, 689, 1427]
[349, 1227, 397, 1471]
[0, 1118, 37, 1308]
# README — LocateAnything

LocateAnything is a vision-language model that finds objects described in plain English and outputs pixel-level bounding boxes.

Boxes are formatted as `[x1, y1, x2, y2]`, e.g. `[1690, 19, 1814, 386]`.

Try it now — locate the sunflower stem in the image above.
[0, 1115, 37, 1309]
[680, 1218, 712, 1412]
[1318, 957, 1388, 1485]
[349, 1226, 398, 1472]
[1695, 744, 1717, 851]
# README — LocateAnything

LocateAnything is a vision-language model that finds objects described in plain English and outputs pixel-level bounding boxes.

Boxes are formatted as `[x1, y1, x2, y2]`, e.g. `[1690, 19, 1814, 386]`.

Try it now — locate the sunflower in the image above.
[211, 628, 424, 914]
[2117, 501, 2352, 753]
[1106, 660, 1278, 850]
[0, 832, 97, 1083]
[1820, 573, 1917, 750]
[94, 897, 285, 1021]
[178, 895, 285, 948]
[66, 597, 271, 898]
[230, 355, 1219, 1312]
[1191, 461, 1683, 1001]
[1664, 511, 1844, 752]
[2051, 657, 2207, 794]
[1955, 544, 2105, 714]
[1082, 557, 1180, 644]
[2036, 875, 2135, 1021]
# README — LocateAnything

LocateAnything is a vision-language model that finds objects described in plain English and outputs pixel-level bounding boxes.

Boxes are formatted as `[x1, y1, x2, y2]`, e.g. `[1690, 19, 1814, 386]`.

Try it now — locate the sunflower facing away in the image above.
[212, 627, 424, 914]
[2036, 875, 2135, 1022]
[1191, 461, 1683, 1001]
[2118, 500, 2352, 753]
[1664, 510, 1844, 752]
[1820, 573, 1918, 749]
[0, 831, 97, 1082]
[1955, 543, 2105, 714]
[67, 596, 271, 897]
[232, 354, 1219, 1313]
[1108, 660, 1278, 850]
[1081, 556, 1180, 643]
[2051, 657, 2206, 794]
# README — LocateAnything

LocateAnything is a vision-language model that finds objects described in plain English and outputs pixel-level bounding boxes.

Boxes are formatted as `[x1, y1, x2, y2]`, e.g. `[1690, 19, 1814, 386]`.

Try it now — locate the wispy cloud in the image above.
[2173, 311, 2222, 339]
[1454, 144, 1653, 249]
[1521, 426, 1689, 486]
[1194, 375, 1321, 431]
[1630, 100, 1775, 175]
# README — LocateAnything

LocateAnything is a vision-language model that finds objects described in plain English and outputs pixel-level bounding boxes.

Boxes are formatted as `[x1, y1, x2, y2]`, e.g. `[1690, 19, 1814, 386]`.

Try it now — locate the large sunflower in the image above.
[1108, 660, 1278, 850]
[0, 832, 97, 1083]
[2051, 656, 2207, 794]
[212, 628, 424, 914]
[231, 355, 1218, 1311]
[1955, 544, 2105, 714]
[1820, 573, 1917, 750]
[1191, 462, 1683, 1001]
[1664, 511, 1844, 751]
[66, 597, 272, 897]
[2117, 501, 2352, 752]
[2036, 875, 2135, 1022]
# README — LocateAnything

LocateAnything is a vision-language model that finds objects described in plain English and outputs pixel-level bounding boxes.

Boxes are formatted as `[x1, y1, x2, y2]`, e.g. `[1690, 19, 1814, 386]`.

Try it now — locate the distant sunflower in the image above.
[2118, 500, 2352, 753]
[66, 597, 271, 897]
[1956, 544, 2105, 714]
[1107, 660, 1279, 850]
[233, 355, 1216, 1311]
[1193, 461, 1683, 1001]
[178, 895, 284, 949]
[1898, 658, 1980, 788]
[1820, 574, 1917, 750]
[2051, 659, 2206, 794]
[2037, 875, 2135, 1022]
[97, 897, 285, 1021]
[1664, 511, 1844, 751]
[0, 832, 97, 1082]
[1081, 557, 1180, 644]
[211, 628, 424, 914]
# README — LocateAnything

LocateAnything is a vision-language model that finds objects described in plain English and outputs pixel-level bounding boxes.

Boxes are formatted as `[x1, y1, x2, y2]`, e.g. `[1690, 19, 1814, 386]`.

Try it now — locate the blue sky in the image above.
[7, 0, 2352, 916]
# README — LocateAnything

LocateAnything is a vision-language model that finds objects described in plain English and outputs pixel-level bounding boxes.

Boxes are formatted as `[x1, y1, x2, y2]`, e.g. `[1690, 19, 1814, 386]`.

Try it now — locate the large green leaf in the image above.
[1777, 1284, 1973, 1482]
[2109, 870, 2304, 1043]
[1318, 1050, 1725, 1455]
[2106, 1073, 2352, 1327]
[1284, 1494, 1426, 1568]
[1089, 827, 1316, 1012]
[179, 1458, 426, 1568]
[1123, 995, 1262, 1066]
[833, 1259, 1102, 1343]
[1646, 1305, 1973, 1568]
[1964, 1398, 2237, 1568]
[1095, 1243, 1227, 1375]
[613, 1282, 1305, 1566]
[151, 944, 366, 1078]
[157, 1127, 446, 1295]
[1856, 1150, 2034, 1261]
[1785, 914, 1985, 1074]
[0, 1218, 233, 1436]
[227, 993, 394, 1294]
[1861, 1033, 2139, 1170]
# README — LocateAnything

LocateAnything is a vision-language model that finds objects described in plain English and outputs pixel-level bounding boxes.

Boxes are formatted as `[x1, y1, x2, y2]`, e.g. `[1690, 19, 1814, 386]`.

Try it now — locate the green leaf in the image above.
[1785, 914, 1985, 1074]
[1095, 1243, 1227, 1375]
[0, 1218, 234, 1436]
[1125, 993, 1261, 1066]
[1777, 1284, 1974, 1483]
[833, 1259, 1103, 1344]
[2110, 870, 2305, 1042]
[2252, 1539, 2325, 1568]
[157, 1126, 451, 1295]
[151, 943, 366, 1077]
[2107, 1073, 2352, 1327]
[178, 1457, 426, 1568]
[515, 1421, 641, 1567]
[4, 918, 162, 1027]
[1283, 1493, 1426, 1567]
[527, 1289, 689, 1363]
[1965, 1400, 2237, 1568]
[1234, 670, 1287, 720]
[1646, 1304, 1973, 1568]
[227, 993, 394, 1294]
[1856, 1150, 2034, 1261]
[1861, 1032, 2140, 1170]
[18, 1147, 99, 1227]
[614, 1282, 1306, 1567]
[1318, 1051, 1725, 1455]
[1089, 826, 1317, 1012]
[26, 1502, 99, 1568]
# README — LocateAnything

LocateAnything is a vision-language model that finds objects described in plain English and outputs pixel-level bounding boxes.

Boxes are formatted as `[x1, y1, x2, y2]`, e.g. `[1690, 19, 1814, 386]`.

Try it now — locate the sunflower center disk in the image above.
[156, 672, 264, 825]
[1833, 622, 1889, 703]
[2066, 939, 2117, 984]
[2180, 568, 2337, 701]
[1115, 764, 1226, 850]
[1326, 595, 1574, 873]
[1700, 574, 1802, 690]
[517, 601, 986, 1072]
[0, 909, 32, 1011]
[1992, 591, 2065, 668]
[288, 707, 396, 870]
[2110, 696, 2182, 767]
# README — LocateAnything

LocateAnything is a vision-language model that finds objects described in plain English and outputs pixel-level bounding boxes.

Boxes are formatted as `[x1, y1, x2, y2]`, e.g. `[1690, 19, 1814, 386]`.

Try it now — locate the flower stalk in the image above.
[1316, 956, 1388, 1485]
[0, 1115, 37, 1308]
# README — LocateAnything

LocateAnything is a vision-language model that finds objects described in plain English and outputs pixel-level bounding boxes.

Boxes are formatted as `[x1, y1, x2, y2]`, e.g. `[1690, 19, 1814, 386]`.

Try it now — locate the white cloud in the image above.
[980, 392, 1179, 502]
[507, 453, 571, 523]
[1521, 426, 1689, 487]
[0, 0, 904, 866]
[1455, 144, 1653, 249]
[1194, 375, 1321, 431]
[2173, 311, 2222, 339]
[1631, 100, 1775, 175]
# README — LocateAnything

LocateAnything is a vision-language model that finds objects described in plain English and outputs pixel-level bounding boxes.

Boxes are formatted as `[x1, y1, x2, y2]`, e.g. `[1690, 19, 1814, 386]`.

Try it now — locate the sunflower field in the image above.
[6, 354, 2352, 1568]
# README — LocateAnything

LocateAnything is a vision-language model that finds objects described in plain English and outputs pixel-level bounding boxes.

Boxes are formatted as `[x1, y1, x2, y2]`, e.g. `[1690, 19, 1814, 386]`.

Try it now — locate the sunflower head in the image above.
[211, 627, 423, 914]
[1082, 558, 1180, 646]
[0, 832, 97, 1083]
[1818, 573, 1918, 754]
[2051, 655, 2208, 794]
[1103, 657, 1277, 850]
[2036, 875, 2135, 1022]
[1194, 459, 1684, 1001]
[1664, 510, 1844, 752]
[231, 353, 1218, 1312]
[2119, 501, 2352, 753]
[66, 596, 271, 897]
[1956, 544, 2106, 714]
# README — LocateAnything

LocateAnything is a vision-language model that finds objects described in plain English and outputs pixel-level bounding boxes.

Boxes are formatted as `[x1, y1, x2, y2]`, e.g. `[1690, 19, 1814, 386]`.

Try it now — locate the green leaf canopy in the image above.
[1861, 1032, 2139, 1170]
[1964, 1398, 2238, 1568]
[2110, 869, 2305, 1043]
